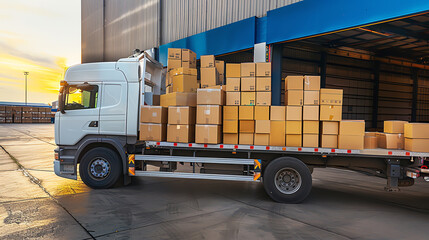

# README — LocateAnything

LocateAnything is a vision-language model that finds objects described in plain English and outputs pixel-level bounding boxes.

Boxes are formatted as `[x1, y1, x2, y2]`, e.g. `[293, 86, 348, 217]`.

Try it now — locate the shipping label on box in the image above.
[224, 133, 238, 144]
[201, 55, 215, 68]
[195, 125, 222, 144]
[160, 92, 197, 107]
[256, 62, 271, 77]
[384, 120, 408, 134]
[168, 106, 195, 125]
[256, 77, 271, 91]
[303, 105, 319, 121]
[215, 60, 225, 75]
[255, 106, 270, 120]
[241, 63, 256, 77]
[256, 92, 271, 106]
[320, 105, 342, 121]
[226, 92, 241, 105]
[404, 123, 429, 138]
[339, 120, 365, 136]
[181, 49, 196, 62]
[338, 135, 364, 150]
[286, 121, 302, 134]
[285, 106, 302, 121]
[270, 121, 286, 146]
[303, 76, 321, 90]
[197, 88, 225, 105]
[321, 134, 338, 148]
[303, 134, 318, 147]
[223, 119, 238, 133]
[239, 106, 254, 120]
[241, 92, 256, 106]
[285, 76, 303, 90]
[200, 67, 218, 88]
[255, 120, 270, 133]
[226, 78, 240, 92]
[286, 134, 302, 147]
[226, 63, 241, 78]
[167, 124, 195, 143]
[377, 133, 404, 149]
[241, 77, 255, 91]
[285, 90, 303, 106]
[270, 106, 286, 121]
[405, 138, 429, 152]
[168, 48, 182, 59]
[254, 133, 270, 146]
[321, 121, 339, 135]
[239, 120, 255, 133]
[320, 88, 343, 105]
[304, 90, 319, 105]
[239, 133, 254, 145]
[139, 123, 166, 141]
[197, 105, 222, 124]
[140, 106, 168, 123]
[303, 121, 319, 134]
[224, 106, 238, 120]
[172, 75, 198, 92]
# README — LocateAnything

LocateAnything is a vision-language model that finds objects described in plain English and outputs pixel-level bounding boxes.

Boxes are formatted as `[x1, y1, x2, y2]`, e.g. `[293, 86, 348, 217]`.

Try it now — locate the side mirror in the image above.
[77, 83, 95, 91]
[58, 90, 66, 114]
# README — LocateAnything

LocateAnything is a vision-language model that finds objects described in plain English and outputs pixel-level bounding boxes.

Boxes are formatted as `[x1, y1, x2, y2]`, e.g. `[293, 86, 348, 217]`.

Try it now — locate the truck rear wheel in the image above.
[79, 147, 122, 189]
[263, 157, 312, 203]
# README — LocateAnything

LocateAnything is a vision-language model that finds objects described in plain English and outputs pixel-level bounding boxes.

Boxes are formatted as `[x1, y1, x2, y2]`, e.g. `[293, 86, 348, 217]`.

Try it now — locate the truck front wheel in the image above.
[263, 157, 312, 203]
[79, 147, 122, 189]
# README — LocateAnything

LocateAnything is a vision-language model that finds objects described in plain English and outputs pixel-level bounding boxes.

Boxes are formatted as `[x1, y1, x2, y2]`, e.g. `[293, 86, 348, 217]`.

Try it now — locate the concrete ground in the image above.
[1, 124, 429, 240]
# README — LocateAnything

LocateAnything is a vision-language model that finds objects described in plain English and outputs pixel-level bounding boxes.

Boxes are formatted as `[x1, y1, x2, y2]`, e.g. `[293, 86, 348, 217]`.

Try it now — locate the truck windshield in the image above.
[64, 84, 98, 110]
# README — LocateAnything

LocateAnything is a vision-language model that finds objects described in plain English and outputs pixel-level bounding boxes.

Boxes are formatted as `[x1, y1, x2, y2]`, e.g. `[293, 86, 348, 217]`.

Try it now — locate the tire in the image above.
[263, 157, 312, 203]
[79, 147, 122, 189]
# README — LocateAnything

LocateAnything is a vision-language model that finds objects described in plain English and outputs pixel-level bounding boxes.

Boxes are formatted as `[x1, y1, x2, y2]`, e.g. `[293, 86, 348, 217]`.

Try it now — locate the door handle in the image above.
[89, 121, 98, 127]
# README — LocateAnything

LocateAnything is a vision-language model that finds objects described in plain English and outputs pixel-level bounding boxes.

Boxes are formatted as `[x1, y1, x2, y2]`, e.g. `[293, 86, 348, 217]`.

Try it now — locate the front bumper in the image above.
[53, 160, 77, 180]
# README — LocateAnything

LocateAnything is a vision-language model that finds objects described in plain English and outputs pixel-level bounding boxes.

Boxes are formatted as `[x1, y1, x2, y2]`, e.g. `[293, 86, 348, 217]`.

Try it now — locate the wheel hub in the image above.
[274, 168, 302, 194]
[89, 158, 110, 179]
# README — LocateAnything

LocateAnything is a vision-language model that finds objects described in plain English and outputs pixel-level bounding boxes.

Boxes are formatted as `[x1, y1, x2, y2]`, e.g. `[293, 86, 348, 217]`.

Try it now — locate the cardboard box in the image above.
[140, 106, 168, 123]
[320, 89, 343, 105]
[218, 73, 225, 85]
[339, 120, 365, 136]
[181, 61, 196, 69]
[167, 124, 195, 143]
[256, 92, 271, 106]
[167, 59, 181, 70]
[405, 138, 429, 152]
[241, 63, 256, 77]
[241, 77, 255, 91]
[384, 120, 408, 134]
[224, 133, 238, 144]
[160, 92, 197, 107]
[286, 134, 302, 147]
[197, 105, 222, 124]
[285, 106, 302, 121]
[270, 106, 286, 121]
[286, 121, 302, 134]
[226, 63, 241, 78]
[364, 132, 378, 149]
[404, 123, 429, 139]
[285, 76, 303, 90]
[320, 105, 342, 121]
[226, 78, 240, 92]
[215, 60, 224, 75]
[377, 133, 404, 149]
[240, 120, 255, 133]
[239, 133, 254, 145]
[303, 121, 319, 134]
[139, 123, 166, 141]
[201, 55, 215, 68]
[241, 92, 256, 106]
[256, 62, 271, 77]
[226, 92, 241, 105]
[255, 120, 270, 133]
[321, 121, 339, 135]
[168, 48, 181, 59]
[172, 74, 198, 92]
[338, 135, 364, 150]
[285, 90, 303, 106]
[303, 106, 319, 121]
[321, 135, 338, 148]
[256, 77, 271, 91]
[170, 68, 197, 76]
[223, 119, 238, 133]
[303, 76, 320, 90]
[200, 67, 218, 88]
[168, 106, 195, 124]
[254, 133, 270, 145]
[255, 106, 270, 120]
[197, 88, 225, 105]
[303, 134, 318, 147]
[270, 121, 286, 146]
[304, 90, 319, 105]
[195, 125, 222, 144]
[239, 106, 254, 120]
[224, 106, 238, 120]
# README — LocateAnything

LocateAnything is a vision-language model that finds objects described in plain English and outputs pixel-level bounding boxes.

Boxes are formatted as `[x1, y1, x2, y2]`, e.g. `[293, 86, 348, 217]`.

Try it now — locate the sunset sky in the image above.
[0, 0, 80, 104]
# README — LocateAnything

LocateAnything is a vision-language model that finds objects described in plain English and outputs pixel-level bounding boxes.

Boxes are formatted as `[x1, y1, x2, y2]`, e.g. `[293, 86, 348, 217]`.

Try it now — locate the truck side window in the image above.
[64, 84, 98, 110]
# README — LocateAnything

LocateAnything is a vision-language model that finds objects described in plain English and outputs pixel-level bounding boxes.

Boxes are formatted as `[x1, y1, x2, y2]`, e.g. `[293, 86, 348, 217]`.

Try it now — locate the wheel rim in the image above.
[274, 167, 302, 194]
[88, 157, 111, 180]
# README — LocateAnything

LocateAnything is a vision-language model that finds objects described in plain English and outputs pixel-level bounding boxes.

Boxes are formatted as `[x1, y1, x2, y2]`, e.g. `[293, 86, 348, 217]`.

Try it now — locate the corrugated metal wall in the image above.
[81, 0, 104, 63]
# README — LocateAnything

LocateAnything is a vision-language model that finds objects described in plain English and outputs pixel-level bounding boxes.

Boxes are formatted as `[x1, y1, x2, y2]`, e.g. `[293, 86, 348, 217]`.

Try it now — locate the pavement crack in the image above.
[8, 127, 56, 146]
[0, 144, 95, 240]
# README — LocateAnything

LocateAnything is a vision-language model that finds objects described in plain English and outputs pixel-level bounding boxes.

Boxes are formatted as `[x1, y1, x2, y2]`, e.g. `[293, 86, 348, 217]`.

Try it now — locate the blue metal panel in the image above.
[159, 17, 256, 66]
[255, 16, 267, 44]
[267, 0, 429, 44]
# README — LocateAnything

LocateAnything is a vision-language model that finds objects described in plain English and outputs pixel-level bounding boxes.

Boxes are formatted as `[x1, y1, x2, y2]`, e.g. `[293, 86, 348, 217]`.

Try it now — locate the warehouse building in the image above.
[81, 0, 429, 130]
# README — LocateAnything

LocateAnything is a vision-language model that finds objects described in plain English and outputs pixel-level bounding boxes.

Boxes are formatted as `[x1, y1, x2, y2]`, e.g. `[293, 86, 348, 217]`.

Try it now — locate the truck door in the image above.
[99, 82, 127, 135]
[58, 83, 101, 145]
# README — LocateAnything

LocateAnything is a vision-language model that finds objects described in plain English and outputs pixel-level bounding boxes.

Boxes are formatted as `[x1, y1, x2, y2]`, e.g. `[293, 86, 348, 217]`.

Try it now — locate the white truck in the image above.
[54, 52, 429, 203]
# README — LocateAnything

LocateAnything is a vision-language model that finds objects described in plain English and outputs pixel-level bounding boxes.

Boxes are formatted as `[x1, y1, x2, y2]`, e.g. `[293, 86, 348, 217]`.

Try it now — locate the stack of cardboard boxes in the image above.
[320, 88, 343, 148]
[284, 76, 304, 147]
[167, 106, 195, 143]
[302, 76, 320, 147]
[215, 60, 225, 85]
[195, 88, 224, 144]
[200, 55, 219, 88]
[377, 120, 406, 149]
[404, 123, 429, 152]
[223, 63, 241, 144]
[338, 120, 365, 150]
[139, 106, 167, 141]
[5, 106, 13, 123]
[0, 106, 5, 123]
[12, 107, 22, 123]
[270, 106, 286, 146]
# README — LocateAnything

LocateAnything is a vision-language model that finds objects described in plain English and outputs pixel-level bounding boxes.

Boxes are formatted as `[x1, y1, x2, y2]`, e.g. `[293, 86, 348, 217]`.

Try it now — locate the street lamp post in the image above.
[23, 71, 29, 105]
